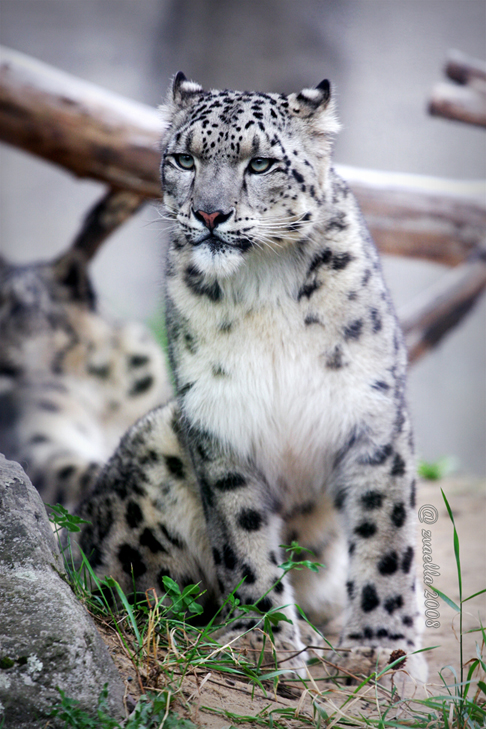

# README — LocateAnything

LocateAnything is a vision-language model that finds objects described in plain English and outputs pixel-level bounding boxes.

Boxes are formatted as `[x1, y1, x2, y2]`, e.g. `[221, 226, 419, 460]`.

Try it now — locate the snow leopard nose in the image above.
[193, 209, 232, 231]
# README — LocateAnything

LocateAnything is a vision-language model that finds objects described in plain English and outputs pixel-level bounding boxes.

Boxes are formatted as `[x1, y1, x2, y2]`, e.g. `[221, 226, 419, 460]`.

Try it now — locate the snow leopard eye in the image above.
[248, 157, 273, 174]
[173, 154, 195, 170]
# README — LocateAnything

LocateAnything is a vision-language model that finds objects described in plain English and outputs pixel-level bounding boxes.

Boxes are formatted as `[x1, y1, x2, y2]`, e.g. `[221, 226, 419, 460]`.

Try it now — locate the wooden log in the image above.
[445, 50, 486, 87]
[0, 46, 164, 196]
[399, 253, 486, 364]
[1, 45, 485, 266]
[71, 189, 146, 261]
[336, 166, 486, 266]
[429, 81, 486, 128]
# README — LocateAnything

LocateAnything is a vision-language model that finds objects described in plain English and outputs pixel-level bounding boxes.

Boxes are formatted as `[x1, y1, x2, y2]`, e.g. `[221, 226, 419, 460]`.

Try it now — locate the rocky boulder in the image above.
[0, 455, 125, 728]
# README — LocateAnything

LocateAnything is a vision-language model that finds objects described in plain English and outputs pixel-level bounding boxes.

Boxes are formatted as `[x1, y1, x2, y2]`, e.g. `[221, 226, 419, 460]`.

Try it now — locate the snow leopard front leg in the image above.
[331, 419, 427, 687]
[185, 424, 310, 674]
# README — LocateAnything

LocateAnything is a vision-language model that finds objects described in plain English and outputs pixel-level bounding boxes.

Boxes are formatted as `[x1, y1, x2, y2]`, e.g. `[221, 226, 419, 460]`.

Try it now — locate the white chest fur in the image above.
[172, 266, 382, 505]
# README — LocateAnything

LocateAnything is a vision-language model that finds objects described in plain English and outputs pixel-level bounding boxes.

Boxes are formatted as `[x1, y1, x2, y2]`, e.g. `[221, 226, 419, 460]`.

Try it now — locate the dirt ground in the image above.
[98, 476, 486, 727]
[415, 478, 485, 683]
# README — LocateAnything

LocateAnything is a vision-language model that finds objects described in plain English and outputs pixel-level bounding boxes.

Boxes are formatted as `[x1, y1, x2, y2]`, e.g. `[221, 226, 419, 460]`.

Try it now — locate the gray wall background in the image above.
[1, 0, 485, 474]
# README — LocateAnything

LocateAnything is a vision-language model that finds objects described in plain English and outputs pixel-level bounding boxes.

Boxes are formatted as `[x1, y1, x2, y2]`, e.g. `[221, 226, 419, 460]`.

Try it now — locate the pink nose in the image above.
[195, 210, 222, 230]
[194, 209, 231, 231]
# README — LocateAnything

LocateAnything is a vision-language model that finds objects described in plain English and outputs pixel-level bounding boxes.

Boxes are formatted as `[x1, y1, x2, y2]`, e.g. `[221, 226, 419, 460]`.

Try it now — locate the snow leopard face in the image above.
[0, 252, 96, 379]
[160, 73, 340, 279]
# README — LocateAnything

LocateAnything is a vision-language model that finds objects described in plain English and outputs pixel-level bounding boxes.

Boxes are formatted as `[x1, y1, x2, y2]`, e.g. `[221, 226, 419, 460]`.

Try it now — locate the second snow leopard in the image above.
[0, 246, 171, 511]
[77, 74, 426, 681]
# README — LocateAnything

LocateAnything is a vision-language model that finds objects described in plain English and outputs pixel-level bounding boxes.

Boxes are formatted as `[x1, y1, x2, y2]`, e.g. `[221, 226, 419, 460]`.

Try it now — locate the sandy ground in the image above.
[98, 477, 486, 726]
[415, 478, 485, 685]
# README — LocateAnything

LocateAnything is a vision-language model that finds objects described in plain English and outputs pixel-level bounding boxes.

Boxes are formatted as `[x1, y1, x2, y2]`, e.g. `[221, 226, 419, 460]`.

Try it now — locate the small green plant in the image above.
[159, 575, 205, 622]
[428, 489, 486, 728]
[47, 684, 198, 728]
[418, 456, 458, 481]
[47, 684, 119, 728]
[279, 540, 324, 574]
[146, 310, 168, 356]
[146, 310, 176, 391]
[47, 503, 91, 534]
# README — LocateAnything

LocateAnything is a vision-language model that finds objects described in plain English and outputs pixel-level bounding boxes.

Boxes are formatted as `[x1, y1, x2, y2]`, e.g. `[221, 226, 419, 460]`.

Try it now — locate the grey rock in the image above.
[0, 455, 125, 728]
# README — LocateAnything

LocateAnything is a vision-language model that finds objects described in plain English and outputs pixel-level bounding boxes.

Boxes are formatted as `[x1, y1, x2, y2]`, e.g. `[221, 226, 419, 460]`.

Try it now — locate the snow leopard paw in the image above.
[215, 623, 310, 678]
[328, 644, 428, 696]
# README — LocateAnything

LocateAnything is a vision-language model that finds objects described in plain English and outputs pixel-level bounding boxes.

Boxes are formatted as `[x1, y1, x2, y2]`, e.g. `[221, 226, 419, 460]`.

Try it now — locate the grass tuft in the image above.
[45, 495, 485, 728]
[417, 456, 458, 481]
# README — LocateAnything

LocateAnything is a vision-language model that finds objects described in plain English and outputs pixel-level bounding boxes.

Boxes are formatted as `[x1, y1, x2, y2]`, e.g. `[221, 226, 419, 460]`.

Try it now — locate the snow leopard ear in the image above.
[52, 250, 96, 309]
[159, 72, 203, 132]
[171, 71, 204, 107]
[289, 80, 341, 136]
[297, 79, 331, 108]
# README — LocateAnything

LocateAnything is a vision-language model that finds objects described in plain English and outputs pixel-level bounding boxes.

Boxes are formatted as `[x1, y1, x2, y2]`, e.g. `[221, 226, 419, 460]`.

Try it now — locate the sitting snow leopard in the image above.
[76, 73, 426, 682]
[0, 247, 172, 511]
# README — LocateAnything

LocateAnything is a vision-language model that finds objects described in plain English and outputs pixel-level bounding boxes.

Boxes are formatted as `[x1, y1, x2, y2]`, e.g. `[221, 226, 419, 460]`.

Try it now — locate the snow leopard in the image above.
[0, 247, 172, 511]
[76, 73, 426, 683]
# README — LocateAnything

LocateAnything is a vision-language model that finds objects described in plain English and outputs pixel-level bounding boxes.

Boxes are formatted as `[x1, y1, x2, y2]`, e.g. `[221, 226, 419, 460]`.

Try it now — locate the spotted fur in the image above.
[0, 249, 171, 510]
[76, 74, 426, 681]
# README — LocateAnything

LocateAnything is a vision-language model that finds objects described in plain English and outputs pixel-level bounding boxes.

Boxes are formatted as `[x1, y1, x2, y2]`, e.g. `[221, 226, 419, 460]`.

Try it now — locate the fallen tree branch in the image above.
[336, 166, 486, 266]
[429, 81, 486, 128]
[0, 45, 164, 196]
[71, 188, 146, 261]
[1, 45, 485, 267]
[399, 252, 486, 363]
[445, 49, 486, 88]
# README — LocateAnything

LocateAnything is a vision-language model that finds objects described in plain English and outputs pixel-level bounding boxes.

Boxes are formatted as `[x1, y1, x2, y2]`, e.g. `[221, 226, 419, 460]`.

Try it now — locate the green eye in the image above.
[174, 153, 195, 170]
[249, 157, 272, 174]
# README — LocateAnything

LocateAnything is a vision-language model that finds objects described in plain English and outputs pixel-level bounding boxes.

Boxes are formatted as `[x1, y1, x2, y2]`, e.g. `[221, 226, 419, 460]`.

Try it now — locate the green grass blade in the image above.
[463, 659, 479, 700]
[441, 488, 462, 601]
[110, 580, 142, 648]
[73, 553, 140, 665]
[463, 587, 486, 603]
[476, 641, 486, 673]
[294, 604, 334, 651]
[433, 586, 461, 613]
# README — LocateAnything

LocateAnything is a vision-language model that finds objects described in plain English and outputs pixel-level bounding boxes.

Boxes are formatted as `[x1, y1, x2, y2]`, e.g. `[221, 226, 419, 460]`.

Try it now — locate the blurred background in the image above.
[1, 0, 485, 475]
